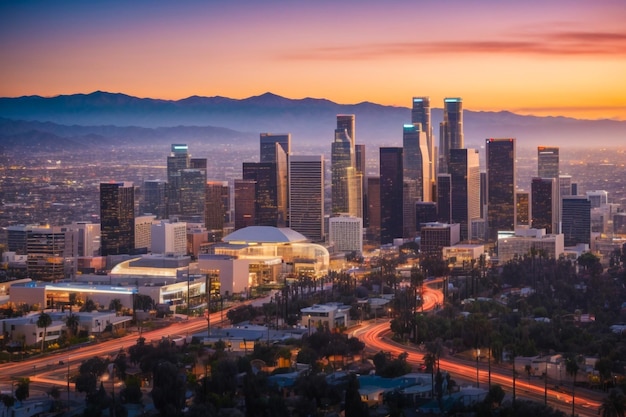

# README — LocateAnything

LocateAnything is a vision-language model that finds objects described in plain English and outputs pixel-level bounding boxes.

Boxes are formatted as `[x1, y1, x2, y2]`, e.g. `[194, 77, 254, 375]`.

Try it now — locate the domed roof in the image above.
[223, 226, 308, 244]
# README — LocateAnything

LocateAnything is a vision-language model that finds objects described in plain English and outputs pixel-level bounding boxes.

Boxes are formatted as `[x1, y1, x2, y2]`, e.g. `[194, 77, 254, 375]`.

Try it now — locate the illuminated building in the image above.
[100, 181, 135, 256]
[141, 179, 167, 219]
[328, 215, 363, 253]
[562, 196, 591, 246]
[289, 155, 325, 241]
[439, 98, 463, 174]
[243, 162, 279, 226]
[411, 97, 435, 181]
[234, 179, 256, 230]
[205, 181, 229, 235]
[449, 148, 480, 241]
[26, 225, 67, 281]
[497, 228, 564, 263]
[167, 144, 190, 216]
[403, 124, 431, 237]
[531, 177, 558, 234]
[260, 133, 290, 226]
[516, 191, 530, 226]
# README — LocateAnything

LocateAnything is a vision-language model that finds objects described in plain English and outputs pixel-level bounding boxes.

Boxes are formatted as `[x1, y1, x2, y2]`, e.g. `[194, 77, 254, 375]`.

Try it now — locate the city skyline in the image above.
[1, 1, 625, 122]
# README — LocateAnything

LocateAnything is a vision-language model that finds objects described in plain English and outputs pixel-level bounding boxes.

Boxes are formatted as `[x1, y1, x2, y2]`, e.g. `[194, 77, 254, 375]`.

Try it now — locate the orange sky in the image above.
[1, 0, 625, 120]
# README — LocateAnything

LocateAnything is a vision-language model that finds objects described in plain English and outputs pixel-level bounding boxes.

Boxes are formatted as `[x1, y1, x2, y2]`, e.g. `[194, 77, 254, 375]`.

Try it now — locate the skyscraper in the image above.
[100, 181, 135, 256]
[411, 97, 435, 182]
[439, 98, 463, 174]
[179, 169, 206, 221]
[486, 138, 516, 241]
[538, 146, 560, 232]
[355, 144, 367, 224]
[366, 177, 381, 242]
[562, 196, 591, 246]
[167, 144, 190, 216]
[403, 123, 431, 202]
[259, 134, 289, 227]
[380, 147, 404, 244]
[403, 123, 431, 237]
[243, 162, 279, 226]
[531, 177, 558, 234]
[141, 179, 167, 219]
[331, 127, 357, 216]
[205, 181, 229, 234]
[336, 115, 356, 147]
[436, 174, 452, 224]
[449, 148, 480, 241]
[289, 155, 325, 241]
[234, 179, 256, 230]
[260, 133, 291, 162]
[538, 146, 559, 178]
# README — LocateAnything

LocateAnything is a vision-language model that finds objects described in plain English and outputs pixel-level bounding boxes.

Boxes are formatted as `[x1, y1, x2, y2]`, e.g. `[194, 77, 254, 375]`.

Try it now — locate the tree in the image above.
[65, 312, 80, 338]
[565, 353, 581, 417]
[36, 311, 52, 352]
[599, 388, 626, 417]
[344, 373, 368, 417]
[109, 298, 122, 313]
[15, 378, 29, 402]
[151, 361, 185, 416]
[80, 298, 97, 312]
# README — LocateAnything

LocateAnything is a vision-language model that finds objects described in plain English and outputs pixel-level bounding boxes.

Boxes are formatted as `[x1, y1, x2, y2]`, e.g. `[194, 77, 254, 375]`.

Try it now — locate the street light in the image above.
[308, 315, 311, 337]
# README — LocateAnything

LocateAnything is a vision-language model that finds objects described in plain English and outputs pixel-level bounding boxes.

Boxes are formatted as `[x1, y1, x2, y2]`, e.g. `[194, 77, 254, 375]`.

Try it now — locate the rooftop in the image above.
[223, 226, 308, 244]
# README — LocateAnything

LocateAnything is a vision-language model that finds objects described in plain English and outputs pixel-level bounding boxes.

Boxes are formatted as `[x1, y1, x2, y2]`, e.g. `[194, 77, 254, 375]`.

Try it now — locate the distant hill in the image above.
[1, 91, 624, 149]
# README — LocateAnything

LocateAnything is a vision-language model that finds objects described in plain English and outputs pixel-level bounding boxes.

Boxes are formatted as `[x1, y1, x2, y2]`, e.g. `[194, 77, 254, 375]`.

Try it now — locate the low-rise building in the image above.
[497, 228, 564, 263]
[300, 303, 351, 331]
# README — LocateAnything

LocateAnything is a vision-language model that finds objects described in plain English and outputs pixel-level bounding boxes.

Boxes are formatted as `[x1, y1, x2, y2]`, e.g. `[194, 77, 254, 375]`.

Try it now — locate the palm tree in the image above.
[423, 352, 436, 398]
[565, 353, 581, 417]
[65, 313, 80, 338]
[599, 388, 626, 417]
[36, 312, 52, 352]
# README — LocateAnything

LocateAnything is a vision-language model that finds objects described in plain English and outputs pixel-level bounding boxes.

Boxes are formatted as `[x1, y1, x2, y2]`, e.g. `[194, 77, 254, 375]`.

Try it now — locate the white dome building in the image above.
[198, 226, 329, 295]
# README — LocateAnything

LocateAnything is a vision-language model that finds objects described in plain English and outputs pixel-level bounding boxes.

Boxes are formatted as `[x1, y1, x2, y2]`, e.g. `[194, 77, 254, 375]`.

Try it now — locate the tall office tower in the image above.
[531, 177, 558, 234]
[167, 144, 190, 216]
[449, 148, 480, 241]
[586, 190, 609, 208]
[538, 146, 560, 232]
[234, 179, 256, 230]
[243, 162, 279, 226]
[411, 97, 435, 183]
[355, 144, 367, 222]
[7, 225, 31, 254]
[480, 172, 487, 219]
[332, 127, 357, 216]
[100, 181, 135, 256]
[26, 225, 67, 281]
[366, 177, 381, 241]
[416, 202, 437, 232]
[179, 169, 206, 221]
[562, 196, 591, 246]
[336, 114, 356, 147]
[439, 98, 464, 174]
[141, 180, 167, 219]
[205, 181, 229, 233]
[516, 191, 530, 226]
[403, 124, 431, 237]
[403, 124, 432, 202]
[151, 220, 187, 256]
[486, 138, 516, 241]
[260, 133, 291, 161]
[538, 146, 559, 178]
[436, 174, 452, 223]
[380, 147, 404, 244]
[260, 133, 290, 225]
[134, 215, 156, 253]
[559, 175, 573, 197]
[289, 155, 325, 241]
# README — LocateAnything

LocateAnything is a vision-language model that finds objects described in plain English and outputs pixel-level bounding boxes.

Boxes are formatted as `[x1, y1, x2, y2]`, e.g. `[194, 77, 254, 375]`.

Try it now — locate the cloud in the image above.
[282, 30, 626, 60]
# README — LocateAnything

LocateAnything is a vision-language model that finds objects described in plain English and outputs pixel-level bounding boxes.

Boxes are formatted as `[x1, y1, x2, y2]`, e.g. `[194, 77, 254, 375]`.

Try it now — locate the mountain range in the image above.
[1, 91, 625, 150]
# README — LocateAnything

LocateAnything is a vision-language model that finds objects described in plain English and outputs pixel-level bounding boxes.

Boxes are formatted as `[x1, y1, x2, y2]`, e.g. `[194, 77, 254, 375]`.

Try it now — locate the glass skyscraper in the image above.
[100, 181, 135, 256]
[380, 147, 404, 244]
[439, 98, 463, 174]
[486, 138, 516, 241]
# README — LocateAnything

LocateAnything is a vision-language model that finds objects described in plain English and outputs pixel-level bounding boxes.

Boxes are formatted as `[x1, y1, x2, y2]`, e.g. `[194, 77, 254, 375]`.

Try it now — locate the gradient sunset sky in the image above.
[1, 0, 625, 120]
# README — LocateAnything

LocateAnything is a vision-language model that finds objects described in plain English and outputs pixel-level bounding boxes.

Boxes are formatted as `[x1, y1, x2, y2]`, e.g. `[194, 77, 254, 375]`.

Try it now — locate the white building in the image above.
[135, 215, 156, 252]
[151, 220, 187, 256]
[300, 303, 351, 330]
[328, 215, 363, 253]
[443, 244, 485, 265]
[497, 228, 565, 263]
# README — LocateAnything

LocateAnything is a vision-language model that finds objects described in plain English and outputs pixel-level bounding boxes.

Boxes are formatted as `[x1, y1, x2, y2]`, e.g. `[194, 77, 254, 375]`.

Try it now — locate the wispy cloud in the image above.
[282, 30, 626, 60]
